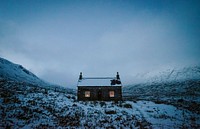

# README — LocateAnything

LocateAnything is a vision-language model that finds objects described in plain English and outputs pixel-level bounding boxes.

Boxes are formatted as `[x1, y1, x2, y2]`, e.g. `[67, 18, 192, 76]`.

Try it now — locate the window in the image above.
[109, 91, 114, 97]
[85, 91, 90, 97]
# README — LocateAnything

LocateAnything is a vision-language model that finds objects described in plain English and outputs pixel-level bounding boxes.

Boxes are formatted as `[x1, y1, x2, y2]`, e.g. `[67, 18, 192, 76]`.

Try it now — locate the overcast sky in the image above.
[0, 0, 200, 88]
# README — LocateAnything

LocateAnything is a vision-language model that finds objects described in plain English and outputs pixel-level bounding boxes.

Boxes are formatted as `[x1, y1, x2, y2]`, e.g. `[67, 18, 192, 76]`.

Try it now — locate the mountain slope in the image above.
[0, 57, 74, 94]
[133, 66, 200, 84]
[0, 57, 49, 86]
[123, 67, 200, 114]
[147, 66, 200, 83]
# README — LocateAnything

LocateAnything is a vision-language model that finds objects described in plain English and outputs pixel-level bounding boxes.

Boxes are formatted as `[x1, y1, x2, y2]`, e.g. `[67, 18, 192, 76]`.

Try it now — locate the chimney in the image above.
[79, 72, 83, 80]
[116, 72, 120, 79]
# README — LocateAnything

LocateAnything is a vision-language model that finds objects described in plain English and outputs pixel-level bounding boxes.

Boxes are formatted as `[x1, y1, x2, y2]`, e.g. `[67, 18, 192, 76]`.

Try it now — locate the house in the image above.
[77, 72, 122, 101]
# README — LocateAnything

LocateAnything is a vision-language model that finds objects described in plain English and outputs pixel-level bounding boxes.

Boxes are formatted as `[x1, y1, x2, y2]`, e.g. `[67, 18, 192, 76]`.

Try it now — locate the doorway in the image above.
[98, 90, 102, 100]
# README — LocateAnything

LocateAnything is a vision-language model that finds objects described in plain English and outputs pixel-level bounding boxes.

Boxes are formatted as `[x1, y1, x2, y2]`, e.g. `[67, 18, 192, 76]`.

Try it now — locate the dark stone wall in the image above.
[77, 86, 122, 101]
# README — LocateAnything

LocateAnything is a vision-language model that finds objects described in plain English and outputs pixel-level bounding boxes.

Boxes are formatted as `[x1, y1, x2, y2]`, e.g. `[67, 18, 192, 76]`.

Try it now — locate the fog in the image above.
[0, 0, 200, 88]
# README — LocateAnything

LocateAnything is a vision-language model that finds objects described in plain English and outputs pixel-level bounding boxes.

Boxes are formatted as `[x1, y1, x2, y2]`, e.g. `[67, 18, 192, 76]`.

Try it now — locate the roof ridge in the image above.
[83, 77, 116, 79]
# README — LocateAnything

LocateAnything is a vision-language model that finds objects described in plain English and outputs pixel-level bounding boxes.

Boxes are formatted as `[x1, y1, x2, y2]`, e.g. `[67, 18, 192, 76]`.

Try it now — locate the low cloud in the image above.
[0, 0, 200, 88]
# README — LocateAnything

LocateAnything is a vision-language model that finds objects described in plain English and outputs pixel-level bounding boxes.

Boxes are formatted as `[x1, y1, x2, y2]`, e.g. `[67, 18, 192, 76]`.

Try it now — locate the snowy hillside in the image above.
[149, 66, 200, 83]
[0, 57, 74, 93]
[123, 67, 200, 114]
[0, 57, 49, 86]
[134, 66, 200, 84]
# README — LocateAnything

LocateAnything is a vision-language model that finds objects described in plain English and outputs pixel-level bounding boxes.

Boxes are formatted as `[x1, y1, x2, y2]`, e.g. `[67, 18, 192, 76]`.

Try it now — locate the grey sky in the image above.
[0, 0, 200, 88]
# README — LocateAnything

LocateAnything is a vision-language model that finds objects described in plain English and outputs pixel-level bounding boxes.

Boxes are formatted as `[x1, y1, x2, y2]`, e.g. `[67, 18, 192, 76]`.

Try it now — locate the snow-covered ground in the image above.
[1, 80, 199, 128]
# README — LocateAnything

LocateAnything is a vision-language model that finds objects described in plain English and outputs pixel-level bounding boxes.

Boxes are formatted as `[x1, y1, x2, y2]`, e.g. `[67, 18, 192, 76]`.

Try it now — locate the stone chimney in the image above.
[116, 72, 120, 79]
[79, 72, 83, 80]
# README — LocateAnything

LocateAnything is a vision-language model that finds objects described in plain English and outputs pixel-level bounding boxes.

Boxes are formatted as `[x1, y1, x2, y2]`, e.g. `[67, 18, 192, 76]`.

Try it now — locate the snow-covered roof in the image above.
[77, 77, 122, 86]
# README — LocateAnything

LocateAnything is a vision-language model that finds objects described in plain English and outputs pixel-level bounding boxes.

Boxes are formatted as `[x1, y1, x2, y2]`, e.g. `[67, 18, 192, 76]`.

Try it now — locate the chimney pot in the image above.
[116, 72, 120, 79]
[79, 72, 83, 80]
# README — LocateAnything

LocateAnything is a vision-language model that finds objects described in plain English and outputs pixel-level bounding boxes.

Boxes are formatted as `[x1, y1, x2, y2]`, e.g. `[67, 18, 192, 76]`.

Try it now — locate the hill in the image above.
[123, 67, 200, 114]
[0, 57, 74, 94]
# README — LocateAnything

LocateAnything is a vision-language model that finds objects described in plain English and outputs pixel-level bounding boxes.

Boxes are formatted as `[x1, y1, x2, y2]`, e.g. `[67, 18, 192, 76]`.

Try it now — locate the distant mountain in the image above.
[147, 66, 200, 83]
[123, 66, 200, 114]
[0, 57, 49, 86]
[0, 57, 74, 93]
[133, 66, 200, 84]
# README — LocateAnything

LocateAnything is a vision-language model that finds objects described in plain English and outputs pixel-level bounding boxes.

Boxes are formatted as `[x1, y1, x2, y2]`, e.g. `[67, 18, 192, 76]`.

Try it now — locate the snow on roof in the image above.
[77, 77, 122, 86]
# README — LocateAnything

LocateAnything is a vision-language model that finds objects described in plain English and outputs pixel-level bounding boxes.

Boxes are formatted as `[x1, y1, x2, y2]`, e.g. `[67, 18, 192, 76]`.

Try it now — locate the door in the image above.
[98, 90, 102, 100]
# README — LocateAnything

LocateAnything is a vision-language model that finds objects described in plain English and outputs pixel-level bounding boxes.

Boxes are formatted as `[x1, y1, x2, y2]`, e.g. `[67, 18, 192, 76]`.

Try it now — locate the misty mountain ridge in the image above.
[0, 57, 48, 86]
[132, 66, 200, 85]
[0, 57, 74, 94]
[124, 66, 200, 114]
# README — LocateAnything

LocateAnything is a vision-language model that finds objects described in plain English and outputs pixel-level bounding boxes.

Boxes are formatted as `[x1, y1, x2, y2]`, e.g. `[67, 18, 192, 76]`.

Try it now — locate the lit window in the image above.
[109, 91, 114, 97]
[85, 91, 90, 97]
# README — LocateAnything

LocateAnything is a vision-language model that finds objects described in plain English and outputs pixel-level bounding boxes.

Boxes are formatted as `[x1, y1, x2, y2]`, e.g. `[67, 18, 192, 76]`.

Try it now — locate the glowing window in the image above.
[109, 91, 114, 97]
[85, 91, 90, 97]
